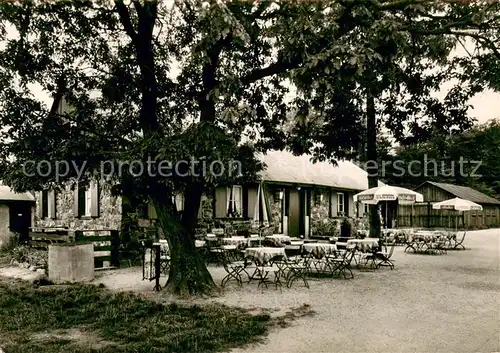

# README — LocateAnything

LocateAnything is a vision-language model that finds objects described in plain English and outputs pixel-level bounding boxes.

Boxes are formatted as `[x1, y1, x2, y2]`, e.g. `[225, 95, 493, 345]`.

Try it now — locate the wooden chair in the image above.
[374, 241, 396, 269]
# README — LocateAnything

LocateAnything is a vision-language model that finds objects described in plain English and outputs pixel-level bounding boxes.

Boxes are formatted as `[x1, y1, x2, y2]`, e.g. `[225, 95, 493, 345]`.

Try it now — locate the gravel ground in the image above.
[94, 229, 500, 353]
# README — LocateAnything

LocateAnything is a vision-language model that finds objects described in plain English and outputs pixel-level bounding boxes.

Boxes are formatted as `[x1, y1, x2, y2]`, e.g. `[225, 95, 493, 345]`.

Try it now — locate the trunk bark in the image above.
[152, 183, 215, 295]
[115, 1, 216, 295]
[366, 92, 381, 238]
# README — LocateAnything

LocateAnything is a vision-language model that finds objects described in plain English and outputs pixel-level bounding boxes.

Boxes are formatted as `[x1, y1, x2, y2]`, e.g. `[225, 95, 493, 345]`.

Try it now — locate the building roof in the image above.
[420, 181, 500, 205]
[0, 184, 35, 202]
[257, 150, 382, 191]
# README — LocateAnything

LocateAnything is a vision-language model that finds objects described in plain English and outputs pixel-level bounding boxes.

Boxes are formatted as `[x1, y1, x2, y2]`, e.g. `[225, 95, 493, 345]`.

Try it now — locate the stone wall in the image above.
[0, 204, 11, 249]
[35, 182, 122, 231]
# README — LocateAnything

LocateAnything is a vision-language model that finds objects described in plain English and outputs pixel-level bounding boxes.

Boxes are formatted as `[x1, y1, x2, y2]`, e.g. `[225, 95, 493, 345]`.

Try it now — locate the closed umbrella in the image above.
[253, 183, 271, 245]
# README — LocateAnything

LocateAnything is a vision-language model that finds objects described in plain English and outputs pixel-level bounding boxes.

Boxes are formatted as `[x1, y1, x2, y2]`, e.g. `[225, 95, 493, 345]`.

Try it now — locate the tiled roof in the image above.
[424, 181, 500, 205]
[0, 185, 35, 202]
[257, 150, 383, 191]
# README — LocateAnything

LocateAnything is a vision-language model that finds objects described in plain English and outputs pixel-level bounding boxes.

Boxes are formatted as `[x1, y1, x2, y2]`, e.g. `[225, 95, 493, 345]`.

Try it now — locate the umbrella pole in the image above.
[385, 201, 388, 229]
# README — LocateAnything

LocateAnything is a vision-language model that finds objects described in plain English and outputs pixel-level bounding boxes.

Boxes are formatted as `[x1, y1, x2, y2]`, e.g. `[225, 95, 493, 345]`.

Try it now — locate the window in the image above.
[40, 190, 57, 219]
[75, 182, 99, 218]
[337, 193, 345, 215]
[364, 203, 369, 214]
[227, 185, 242, 217]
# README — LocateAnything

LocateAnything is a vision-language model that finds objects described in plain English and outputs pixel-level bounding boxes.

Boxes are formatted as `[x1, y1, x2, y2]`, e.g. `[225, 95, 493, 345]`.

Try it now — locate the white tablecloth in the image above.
[222, 236, 249, 248]
[303, 243, 337, 258]
[347, 238, 380, 252]
[245, 247, 286, 265]
[265, 234, 291, 242]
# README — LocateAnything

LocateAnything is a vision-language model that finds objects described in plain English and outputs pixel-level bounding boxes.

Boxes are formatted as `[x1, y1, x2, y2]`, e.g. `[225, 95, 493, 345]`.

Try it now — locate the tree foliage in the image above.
[382, 119, 500, 198]
[0, 0, 499, 293]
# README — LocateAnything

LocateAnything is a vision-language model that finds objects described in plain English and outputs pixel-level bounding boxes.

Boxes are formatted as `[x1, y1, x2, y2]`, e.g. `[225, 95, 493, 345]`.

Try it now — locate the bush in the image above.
[340, 218, 352, 238]
[10, 245, 48, 269]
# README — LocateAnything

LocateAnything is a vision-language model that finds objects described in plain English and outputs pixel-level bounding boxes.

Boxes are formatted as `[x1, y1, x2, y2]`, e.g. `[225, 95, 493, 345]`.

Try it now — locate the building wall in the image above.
[0, 204, 10, 249]
[35, 182, 122, 231]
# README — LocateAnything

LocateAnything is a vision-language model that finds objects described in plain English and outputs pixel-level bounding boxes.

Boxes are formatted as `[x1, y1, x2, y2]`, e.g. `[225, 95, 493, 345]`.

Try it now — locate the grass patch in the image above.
[0, 281, 271, 353]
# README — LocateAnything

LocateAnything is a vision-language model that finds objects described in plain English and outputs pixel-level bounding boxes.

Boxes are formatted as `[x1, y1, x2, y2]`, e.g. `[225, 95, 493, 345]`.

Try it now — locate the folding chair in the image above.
[328, 243, 356, 279]
[453, 231, 467, 250]
[374, 241, 396, 269]
[220, 249, 247, 287]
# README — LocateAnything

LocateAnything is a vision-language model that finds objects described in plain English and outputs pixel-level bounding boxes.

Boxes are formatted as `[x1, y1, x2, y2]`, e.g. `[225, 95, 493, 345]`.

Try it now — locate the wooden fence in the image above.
[75, 229, 120, 269]
[28, 228, 119, 269]
[28, 227, 73, 249]
[397, 203, 500, 229]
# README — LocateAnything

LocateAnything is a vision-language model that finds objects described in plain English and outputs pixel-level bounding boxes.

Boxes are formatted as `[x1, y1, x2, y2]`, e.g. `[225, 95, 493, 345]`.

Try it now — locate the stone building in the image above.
[33, 150, 376, 239]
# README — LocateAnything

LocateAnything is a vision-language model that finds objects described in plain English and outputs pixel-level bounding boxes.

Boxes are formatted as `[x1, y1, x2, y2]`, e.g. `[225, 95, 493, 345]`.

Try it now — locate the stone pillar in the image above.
[48, 243, 94, 283]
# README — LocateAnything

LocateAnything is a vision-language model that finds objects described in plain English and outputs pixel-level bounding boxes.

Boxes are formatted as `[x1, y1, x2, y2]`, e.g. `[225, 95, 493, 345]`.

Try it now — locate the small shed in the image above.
[0, 184, 35, 248]
[397, 181, 500, 229]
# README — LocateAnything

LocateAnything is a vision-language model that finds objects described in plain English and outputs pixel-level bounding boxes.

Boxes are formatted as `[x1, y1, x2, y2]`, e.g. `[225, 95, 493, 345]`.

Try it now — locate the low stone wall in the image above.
[48, 243, 94, 283]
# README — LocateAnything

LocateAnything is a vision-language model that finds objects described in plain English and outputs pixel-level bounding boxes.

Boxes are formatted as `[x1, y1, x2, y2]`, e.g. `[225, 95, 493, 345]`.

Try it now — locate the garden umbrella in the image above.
[252, 183, 270, 245]
[354, 185, 424, 228]
[432, 197, 482, 231]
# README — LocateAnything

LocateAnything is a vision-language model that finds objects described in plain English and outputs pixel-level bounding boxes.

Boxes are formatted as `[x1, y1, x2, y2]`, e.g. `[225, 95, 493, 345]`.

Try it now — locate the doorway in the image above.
[9, 202, 32, 242]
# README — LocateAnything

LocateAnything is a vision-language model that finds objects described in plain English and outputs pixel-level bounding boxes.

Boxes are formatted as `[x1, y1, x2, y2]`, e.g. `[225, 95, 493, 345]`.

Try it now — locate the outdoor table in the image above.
[347, 238, 380, 253]
[222, 236, 249, 248]
[245, 247, 286, 265]
[405, 231, 448, 254]
[265, 234, 291, 243]
[303, 243, 337, 259]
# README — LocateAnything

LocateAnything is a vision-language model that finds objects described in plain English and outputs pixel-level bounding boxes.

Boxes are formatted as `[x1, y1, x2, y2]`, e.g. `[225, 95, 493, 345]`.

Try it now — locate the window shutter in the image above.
[147, 203, 157, 219]
[41, 190, 49, 218]
[77, 185, 86, 217]
[73, 186, 79, 217]
[331, 193, 338, 217]
[49, 190, 57, 219]
[214, 187, 227, 218]
[242, 187, 248, 219]
[247, 186, 257, 219]
[328, 190, 332, 217]
[306, 189, 311, 216]
[37, 192, 44, 218]
[90, 182, 99, 217]
[234, 186, 242, 215]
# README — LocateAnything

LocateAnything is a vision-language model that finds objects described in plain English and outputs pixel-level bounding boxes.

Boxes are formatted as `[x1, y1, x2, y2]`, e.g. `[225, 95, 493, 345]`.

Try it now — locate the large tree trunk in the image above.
[366, 92, 381, 238]
[152, 183, 215, 296]
[116, 1, 215, 295]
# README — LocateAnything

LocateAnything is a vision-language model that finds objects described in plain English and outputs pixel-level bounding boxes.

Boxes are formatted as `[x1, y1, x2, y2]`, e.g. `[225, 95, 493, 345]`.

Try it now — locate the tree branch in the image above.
[235, 1, 358, 87]
[114, 0, 137, 43]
